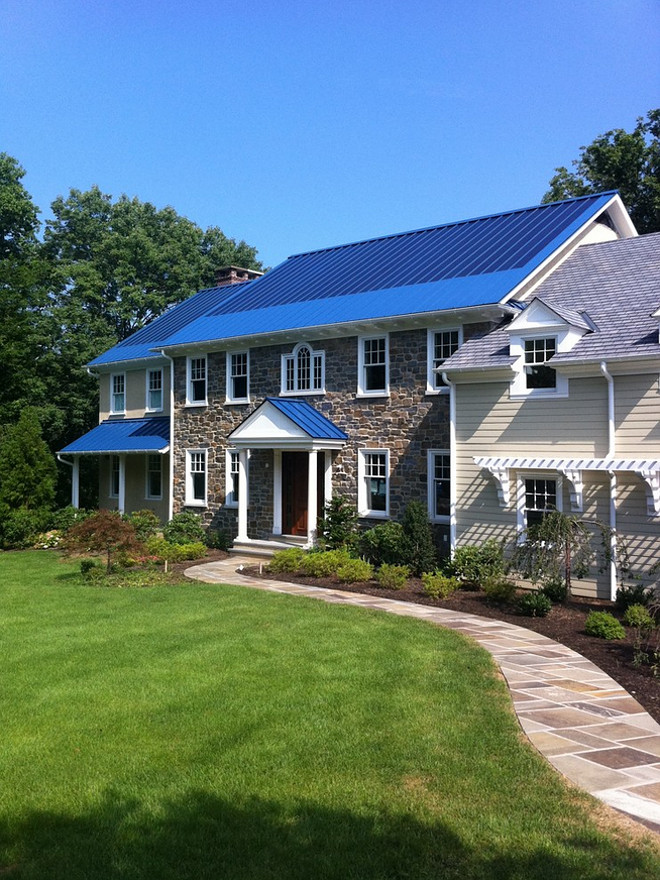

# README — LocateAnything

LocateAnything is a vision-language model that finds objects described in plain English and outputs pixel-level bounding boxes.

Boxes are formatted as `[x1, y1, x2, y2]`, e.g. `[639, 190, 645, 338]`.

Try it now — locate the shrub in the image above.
[448, 539, 504, 588]
[145, 537, 206, 563]
[336, 557, 373, 583]
[267, 547, 306, 573]
[401, 501, 437, 576]
[317, 495, 359, 550]
[584, 610, 626, 640]
[540, 578, 568, 604]
[482, 575, 518, 605]
[163, 512, 206, 545]
[206, 529, 232, 551]
[80, 558, 105, 583]
[517, 592, 552, 618]
[301, 549, 353, 578]
[623, 604, 655, 631]
[360, 522, 405, 566]
[422, 571, 459, 599]
[63, 509, 142, 572]
[377, 563, 410, 590]
[615, 583, 653, 612]
[51, 506, 92, 532]
[0, 507, 52, 550]
[33, 530, 64, 549]
[123, 509, 161, 542]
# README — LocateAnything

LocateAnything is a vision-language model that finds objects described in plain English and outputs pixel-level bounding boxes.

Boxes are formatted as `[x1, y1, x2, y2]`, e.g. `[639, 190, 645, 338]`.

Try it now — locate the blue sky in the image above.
[1, 0, 658, 268]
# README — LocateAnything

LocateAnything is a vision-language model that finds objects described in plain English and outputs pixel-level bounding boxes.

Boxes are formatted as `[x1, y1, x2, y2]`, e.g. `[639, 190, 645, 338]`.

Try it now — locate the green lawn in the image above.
[1, 551, 658, 879]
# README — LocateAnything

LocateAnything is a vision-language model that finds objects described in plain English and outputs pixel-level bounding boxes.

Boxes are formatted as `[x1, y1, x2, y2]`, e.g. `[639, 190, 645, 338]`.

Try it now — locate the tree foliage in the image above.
[0, 408, 57, 511]
[542, 109, 660, 234]
[63, 509, 142, 572]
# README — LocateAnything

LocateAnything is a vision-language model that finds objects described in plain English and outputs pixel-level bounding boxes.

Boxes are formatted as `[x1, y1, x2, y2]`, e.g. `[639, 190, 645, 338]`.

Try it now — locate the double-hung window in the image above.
[186, 450, 207, 506]
[281, 343, 325, 394]
[227, 352, 249, 403]
[225, 448, 242, 507]
[111, 373, 125, 414]
[358, 335, 388, 396]
[110, 455, 120, 498]
[428, 450, 450, 521]
[358, 450, 389, 517]
[146, 368, 163, 411]
[187, 356, 207, 405]
[523, 477, 558, 530]
[146, 454, 162, 500]
[427, 328, 461, 392]
[524, 338, 557, 389]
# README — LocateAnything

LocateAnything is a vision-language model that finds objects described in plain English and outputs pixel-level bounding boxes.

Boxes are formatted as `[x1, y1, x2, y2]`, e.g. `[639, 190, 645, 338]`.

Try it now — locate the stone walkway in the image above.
[186, 556, 660, 832]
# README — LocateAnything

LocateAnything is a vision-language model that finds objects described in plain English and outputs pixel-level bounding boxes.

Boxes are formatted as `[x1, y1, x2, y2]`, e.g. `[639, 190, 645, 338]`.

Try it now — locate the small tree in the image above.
[63, 509, 142, 573]
[511, 511, 595, 597]
[401, 501, 437, 576]
[0, 408, 57, 510]
[316, 495, 359, 551]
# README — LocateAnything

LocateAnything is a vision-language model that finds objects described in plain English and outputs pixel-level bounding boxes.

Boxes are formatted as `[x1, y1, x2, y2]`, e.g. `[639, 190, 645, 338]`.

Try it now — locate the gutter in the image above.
[159, 349, 176, 521]
[441, 371, 457, 556]
[600, 361, 618, 601]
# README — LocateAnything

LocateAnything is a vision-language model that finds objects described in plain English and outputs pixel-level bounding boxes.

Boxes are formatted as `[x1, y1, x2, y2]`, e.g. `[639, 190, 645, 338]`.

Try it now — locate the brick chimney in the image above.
[215, 266, 264, 287]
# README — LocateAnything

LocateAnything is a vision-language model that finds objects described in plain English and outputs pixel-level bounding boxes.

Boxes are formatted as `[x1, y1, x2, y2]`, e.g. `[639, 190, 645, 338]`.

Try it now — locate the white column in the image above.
[71, 457, 80, 509]
[118, 454, 126, 514]
[609, 471, 618, 602]
[273, 451, 282, 535]
[324, 451, 332, 507]
[307, 449, 318, 544]
[237, 448, 249, 542]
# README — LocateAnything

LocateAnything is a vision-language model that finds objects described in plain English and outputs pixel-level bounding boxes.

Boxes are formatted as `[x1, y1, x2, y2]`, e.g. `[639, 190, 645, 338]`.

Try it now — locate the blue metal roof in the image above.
[90, 193, 618, 365]
[59, 417, 170, 454]
[264, 398, 347, 440]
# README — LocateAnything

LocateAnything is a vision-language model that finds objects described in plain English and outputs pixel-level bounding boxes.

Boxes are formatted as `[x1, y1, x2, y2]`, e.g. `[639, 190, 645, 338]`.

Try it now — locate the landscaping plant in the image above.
[163, 511, 206, 545]
[400, 501, 437, 575]
[63, 509, 143, 573]
[316, 494, 359, 551]
[360, 521, 405, 566]
[448, 539, 504, 588]
[422, 570, 460, 599]
[376, 563, 410, 590]
[517, 592, 552, 618]
[584, 610, 626, 640]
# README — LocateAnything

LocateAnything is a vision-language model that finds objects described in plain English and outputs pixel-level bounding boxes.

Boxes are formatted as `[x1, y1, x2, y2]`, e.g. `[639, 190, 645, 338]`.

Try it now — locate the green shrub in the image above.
[301, 549, 353, 578]
[80, 558, 105, 583]
[448, 539, 504, 588]
[517, 592, 552, 618]
[163, 512, 206, 545]
[540, 578, 568, 604]
[51, 506, 92, 532]
[377, 563, 410, 590]
[401, 501, 437, 576]
[482, 575, 518, 605]
[360, 522, 405, 566]
[336, 557, 373, 583]
[317, 495, 359, 550]
[205, 529, 232, 551]
[623, 604, 655, 631]
[123, 509, 161, 542]
[0, 507, 52, 549]
[267, 547, 306, 573]
[615, 583, 653, 612]
[422, 571, 459, 599]
[584, 610, 626, 640]
[145, 537, 206, 562]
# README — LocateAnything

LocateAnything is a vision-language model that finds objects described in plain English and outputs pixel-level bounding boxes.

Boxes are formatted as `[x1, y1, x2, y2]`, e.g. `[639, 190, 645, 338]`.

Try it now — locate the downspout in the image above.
[159, 351, 175, 522]
[56, 454, 79, 509]
[441, 372, 457, 556]
[600, 361, 617, 601]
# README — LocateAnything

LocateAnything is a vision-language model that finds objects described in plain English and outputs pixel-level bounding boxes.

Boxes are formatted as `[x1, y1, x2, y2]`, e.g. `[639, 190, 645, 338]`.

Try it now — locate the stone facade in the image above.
[171, 323, 489, 550]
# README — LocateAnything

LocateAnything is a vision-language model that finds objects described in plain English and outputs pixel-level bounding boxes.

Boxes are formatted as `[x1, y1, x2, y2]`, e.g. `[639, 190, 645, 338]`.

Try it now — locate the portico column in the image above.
[307, 449, 318, 544]
[71, 457, 80, 509]
[237, 448, 249, 542]
[118, 454, 126, 514]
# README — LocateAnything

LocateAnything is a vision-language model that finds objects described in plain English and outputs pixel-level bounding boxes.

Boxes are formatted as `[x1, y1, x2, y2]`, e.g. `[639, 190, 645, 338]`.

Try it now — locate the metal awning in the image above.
[229, 398, 347, 450]
[474, 456, 660, 516]
[59, 418, 170, 455]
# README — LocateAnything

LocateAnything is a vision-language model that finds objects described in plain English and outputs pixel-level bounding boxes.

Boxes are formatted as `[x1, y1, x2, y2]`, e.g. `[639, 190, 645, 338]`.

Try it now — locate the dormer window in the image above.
[524, 338, 556, 389]
[281, 343, 325, 395]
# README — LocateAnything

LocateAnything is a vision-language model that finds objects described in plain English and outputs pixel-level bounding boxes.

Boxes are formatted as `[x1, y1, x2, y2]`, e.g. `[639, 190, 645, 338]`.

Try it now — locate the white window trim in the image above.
[428, 449, 451, 523]
[109, 455, 120, 498]
[426, 327, 462, 394]
[225, 351, 250, 404]
[516, 472, 563, 536]
[110, 372, 126, 415]
[145, 367, 164, 413]
[509, 331, 574, 400]
[145, 453, 163, 501]
[280, 342, 326, 396]
[357, 334, 389, 397]
[186, 355, 208, 407]
[225, 447, 248, 508]
[357, 448, 390, 518]
[185, 448, 208, 507]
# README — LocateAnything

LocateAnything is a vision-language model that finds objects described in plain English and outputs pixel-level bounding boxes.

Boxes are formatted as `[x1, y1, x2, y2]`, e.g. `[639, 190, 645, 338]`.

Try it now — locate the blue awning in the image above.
[265, 398, 348, 440]
[59, 418, 170, 455]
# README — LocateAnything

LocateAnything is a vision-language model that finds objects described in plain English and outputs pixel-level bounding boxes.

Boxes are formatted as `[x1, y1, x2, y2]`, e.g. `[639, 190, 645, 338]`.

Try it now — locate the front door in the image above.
[282, 451, 308, 535]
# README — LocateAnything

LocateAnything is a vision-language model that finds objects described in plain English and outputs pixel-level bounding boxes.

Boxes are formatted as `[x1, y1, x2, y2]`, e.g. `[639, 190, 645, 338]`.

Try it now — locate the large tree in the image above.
[542, 109, 660, 234]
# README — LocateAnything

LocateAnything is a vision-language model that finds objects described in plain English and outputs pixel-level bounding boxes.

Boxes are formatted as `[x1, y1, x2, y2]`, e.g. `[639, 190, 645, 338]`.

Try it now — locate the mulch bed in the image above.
[242, 566, 660, 725]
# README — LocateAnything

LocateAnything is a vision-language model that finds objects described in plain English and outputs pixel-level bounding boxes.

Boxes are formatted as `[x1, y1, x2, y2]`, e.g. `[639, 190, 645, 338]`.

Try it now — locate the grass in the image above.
[1, 551, 659, 879]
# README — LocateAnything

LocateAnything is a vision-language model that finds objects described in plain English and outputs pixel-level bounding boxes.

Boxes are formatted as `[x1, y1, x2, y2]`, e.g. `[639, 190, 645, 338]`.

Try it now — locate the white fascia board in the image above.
[68, 446, 170, 456]
[89, 354, 170, 373]
[553, 355, 660, 376]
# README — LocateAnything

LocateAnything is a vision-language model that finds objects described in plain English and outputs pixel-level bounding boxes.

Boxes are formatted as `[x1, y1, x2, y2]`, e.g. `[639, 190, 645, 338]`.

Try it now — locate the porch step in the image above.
[230, 536, 309, 559]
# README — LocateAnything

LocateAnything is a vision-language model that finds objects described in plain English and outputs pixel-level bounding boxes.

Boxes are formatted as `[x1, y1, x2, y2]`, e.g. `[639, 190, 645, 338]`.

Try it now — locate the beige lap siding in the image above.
[615, 373, 660, 457]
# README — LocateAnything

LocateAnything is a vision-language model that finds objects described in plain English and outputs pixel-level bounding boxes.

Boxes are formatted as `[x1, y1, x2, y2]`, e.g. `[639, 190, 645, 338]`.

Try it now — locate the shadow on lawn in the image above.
[0, 789, 655, 880]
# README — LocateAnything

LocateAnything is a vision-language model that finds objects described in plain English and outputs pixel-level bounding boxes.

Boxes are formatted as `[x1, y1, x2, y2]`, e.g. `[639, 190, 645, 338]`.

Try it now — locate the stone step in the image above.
[230, 537, 309, 559]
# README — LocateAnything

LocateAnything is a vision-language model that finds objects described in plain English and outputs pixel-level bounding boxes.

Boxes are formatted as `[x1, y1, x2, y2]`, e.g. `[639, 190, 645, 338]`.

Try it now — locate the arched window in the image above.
[281, 343, 325, 394]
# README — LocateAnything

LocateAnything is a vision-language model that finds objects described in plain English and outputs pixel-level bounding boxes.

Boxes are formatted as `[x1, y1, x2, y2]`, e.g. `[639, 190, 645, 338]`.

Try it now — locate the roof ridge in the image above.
[288, 192, 619, 260]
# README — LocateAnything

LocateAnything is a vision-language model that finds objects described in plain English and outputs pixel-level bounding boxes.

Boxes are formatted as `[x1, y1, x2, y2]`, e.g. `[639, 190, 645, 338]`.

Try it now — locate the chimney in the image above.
[215, 265, 264, 287]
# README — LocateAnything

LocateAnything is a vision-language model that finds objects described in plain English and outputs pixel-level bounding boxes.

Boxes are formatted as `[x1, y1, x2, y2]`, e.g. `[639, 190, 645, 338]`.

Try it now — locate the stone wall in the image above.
[172, 323, 488, 551]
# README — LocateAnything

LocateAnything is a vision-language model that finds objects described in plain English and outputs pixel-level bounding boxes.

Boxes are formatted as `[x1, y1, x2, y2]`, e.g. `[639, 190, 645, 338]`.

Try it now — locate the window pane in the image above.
[365, 363, 386, 391]
[433, 330, 459, 388]
[369, 478, 387, 510]
[524, 339, 556, 389]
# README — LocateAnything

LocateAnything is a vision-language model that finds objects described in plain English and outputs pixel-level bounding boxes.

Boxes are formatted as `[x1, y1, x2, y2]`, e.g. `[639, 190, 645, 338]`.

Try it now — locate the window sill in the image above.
[184, 401, 208, 408]
[225, 398, 250, 406]
[509, 389, 569, 401]
[279, 390, 326, 397]
[145, 408, 164, 414]
[356, 392, 390, 400]
[429, 515, 450, 524]
[184, 500, 207, 508]
[425, 388, 450, 396]
[358, 511, 390, 519]
[145, 496, 163, 502]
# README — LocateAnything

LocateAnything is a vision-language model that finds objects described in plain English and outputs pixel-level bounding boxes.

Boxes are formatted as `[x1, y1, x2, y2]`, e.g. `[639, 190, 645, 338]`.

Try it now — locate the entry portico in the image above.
[228, 398, 347, 548]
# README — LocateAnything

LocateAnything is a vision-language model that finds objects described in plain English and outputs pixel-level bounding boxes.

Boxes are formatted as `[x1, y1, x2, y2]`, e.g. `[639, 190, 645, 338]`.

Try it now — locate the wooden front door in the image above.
[282, 452, 308, 535]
